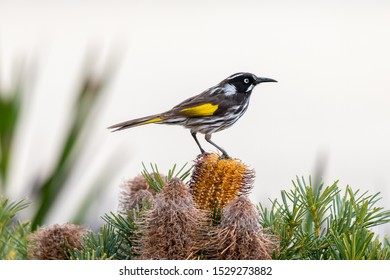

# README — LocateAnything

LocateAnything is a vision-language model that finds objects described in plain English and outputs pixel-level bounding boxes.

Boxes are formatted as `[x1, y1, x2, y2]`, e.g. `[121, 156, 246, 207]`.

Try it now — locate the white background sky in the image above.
[1, 0, 389, 234]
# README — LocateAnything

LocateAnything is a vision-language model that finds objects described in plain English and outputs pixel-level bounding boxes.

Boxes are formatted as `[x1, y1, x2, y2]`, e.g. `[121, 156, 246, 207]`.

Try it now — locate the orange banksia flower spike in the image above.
[189, 153, 255, 211]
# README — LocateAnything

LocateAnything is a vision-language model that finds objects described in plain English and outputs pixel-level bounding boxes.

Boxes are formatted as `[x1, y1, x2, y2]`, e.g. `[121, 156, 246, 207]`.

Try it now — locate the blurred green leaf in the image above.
[0, 84, 22, 189]
[31, 76, 105, 229]
[0, 51, 122, 231]
[31, 53, 118, 230]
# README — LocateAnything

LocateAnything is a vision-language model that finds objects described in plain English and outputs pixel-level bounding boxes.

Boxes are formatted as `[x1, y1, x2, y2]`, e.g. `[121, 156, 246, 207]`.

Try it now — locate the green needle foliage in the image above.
[2, 164, 390, 260]
[259, 177, 390, 260]
[101, 212, 139, 259]
[68, 224, 122, 260]
[0, 196, 30, 259]
[141, 162, 192, 192]
[68, 212, 139, 260]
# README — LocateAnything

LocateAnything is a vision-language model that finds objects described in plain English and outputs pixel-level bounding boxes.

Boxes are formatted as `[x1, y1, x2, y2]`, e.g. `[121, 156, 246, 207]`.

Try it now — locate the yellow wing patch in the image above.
[180, 103, 219, 117]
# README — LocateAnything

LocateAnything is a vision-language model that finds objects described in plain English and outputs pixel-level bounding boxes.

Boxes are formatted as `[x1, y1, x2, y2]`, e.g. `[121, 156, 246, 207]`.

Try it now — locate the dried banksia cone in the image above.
[118, 174, 164, 214]
[28, 223, 88, 260]
[124, 189, 154, 213]
[137, 178, 209, 260]
[206, 196, 279, 260]
[190, 153, 255, 211]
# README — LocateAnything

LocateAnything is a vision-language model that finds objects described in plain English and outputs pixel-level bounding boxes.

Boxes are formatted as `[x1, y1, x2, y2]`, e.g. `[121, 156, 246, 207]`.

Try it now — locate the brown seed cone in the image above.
[136, 178, 210, 260]
[205, 196, 279, 260]
[118, 173, 164, 214]
[189, 153, 255, 211]
[28, 223, 88, 260]
[126, 189, 154, 212]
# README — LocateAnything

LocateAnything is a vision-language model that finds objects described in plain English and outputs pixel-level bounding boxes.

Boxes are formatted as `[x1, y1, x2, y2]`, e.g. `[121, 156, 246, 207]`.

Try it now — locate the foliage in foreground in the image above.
[259, 177, 390, 259]
[0, 197, 30, 259]
[1, 160, 390, 260]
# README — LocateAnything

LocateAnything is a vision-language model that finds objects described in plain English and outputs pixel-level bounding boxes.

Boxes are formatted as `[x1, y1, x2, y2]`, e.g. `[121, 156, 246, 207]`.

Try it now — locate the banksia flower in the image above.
[28, 223, 88, 260]
[137, 178, 209, 260]
[127, 189, 154, 212]
[118, 174, 164, 214]
[190, 153, 255, 211]
[206, 196, 279, 260]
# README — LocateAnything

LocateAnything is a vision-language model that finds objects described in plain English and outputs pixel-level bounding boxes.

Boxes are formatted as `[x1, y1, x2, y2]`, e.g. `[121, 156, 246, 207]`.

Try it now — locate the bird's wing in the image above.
[166, 87, 224, 118]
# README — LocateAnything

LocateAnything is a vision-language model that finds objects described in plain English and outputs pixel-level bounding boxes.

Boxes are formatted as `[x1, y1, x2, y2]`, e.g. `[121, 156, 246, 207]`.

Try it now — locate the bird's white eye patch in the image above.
[244, 78, 250, 84]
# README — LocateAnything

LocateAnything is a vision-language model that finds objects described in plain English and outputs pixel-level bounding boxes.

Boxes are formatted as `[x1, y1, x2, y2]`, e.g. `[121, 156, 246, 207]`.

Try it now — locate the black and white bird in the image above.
[108, 72, 277, 158]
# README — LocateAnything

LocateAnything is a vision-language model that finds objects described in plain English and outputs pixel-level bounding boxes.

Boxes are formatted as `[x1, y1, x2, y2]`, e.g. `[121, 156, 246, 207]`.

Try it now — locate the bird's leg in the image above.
[191, 130, 206, 154]
[205, 133, 230, 159]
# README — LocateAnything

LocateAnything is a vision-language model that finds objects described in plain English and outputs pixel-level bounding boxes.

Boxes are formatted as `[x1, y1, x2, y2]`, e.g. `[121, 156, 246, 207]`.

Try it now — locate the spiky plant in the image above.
[118, 174, 158, 214]
[136, 178, 209, 260]
[206, 196, 279, 259]
[28, 223, 88, 260]
[0, 197, 30, 259]
[189, 153, 255, 211]
[259, 177, 390, 259]
[69, 211, 139, 260]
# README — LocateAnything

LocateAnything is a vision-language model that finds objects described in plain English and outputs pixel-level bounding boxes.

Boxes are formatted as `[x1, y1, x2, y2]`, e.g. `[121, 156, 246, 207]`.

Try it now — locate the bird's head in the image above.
[223, 72, 277, 95]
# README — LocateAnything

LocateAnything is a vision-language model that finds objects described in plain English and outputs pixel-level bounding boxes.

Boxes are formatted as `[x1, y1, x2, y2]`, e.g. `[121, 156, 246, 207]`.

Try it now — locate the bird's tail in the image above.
[108, 114, 164, 132]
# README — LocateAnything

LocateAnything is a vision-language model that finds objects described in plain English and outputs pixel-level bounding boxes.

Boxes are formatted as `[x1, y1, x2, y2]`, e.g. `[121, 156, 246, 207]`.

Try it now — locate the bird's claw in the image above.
[218, 153, 231, 160]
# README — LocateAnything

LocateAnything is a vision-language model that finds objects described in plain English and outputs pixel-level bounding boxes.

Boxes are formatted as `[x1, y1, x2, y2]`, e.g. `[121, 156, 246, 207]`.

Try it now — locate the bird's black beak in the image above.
[255, 76, 278, 85]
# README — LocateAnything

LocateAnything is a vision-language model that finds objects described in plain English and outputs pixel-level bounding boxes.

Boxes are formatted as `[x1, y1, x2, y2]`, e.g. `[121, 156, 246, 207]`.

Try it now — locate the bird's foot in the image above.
[218, 153, 231, 160]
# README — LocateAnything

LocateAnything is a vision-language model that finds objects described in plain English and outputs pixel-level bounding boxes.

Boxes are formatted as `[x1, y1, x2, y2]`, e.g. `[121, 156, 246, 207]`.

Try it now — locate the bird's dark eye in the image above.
[244, 78, 250, 84]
